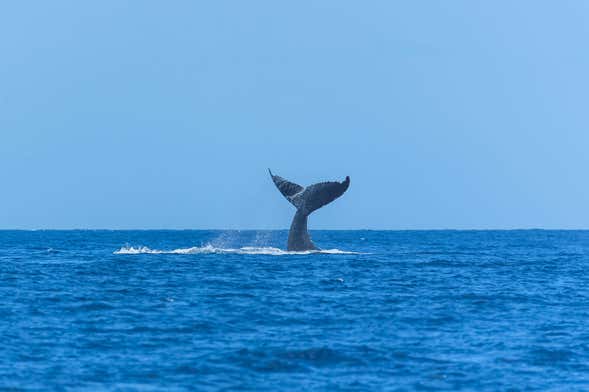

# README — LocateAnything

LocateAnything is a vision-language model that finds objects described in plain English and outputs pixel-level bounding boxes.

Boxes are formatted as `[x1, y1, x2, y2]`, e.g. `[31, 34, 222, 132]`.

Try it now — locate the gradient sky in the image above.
[1, 1, 588, 229]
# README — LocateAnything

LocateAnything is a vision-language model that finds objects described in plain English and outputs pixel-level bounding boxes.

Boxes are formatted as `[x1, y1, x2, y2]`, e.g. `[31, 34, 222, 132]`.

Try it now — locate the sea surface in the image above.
[1, 230, 589, 391]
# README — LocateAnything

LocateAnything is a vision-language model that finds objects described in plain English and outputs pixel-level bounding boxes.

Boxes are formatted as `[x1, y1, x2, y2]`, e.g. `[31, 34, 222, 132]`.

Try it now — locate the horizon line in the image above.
[1, 228, 589, 232]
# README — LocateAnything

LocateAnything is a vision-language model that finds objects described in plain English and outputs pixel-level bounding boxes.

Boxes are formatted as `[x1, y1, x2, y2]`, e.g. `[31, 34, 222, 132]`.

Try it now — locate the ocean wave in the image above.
[113, 245, 358, 256]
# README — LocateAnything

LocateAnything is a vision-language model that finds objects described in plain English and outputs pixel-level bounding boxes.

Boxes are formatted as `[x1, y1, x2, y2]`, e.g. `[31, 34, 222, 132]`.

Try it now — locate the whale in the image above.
[269, 169, 350, 251]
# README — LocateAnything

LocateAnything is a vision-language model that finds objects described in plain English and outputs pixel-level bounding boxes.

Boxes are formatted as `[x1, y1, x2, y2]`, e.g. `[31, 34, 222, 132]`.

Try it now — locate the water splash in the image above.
[113, 245, 358, 256]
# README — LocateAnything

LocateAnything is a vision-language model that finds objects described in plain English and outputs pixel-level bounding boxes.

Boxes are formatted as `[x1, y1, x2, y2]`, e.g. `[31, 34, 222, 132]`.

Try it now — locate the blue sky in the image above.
[1, 1, 588, 229]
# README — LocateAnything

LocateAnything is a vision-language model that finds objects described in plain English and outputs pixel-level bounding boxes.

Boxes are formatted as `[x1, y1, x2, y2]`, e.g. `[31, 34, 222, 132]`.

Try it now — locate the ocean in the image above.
[1, 230, 588, 390]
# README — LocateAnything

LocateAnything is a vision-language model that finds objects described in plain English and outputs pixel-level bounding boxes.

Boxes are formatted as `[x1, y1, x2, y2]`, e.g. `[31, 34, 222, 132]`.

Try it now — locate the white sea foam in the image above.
[113, 245, 358, 256]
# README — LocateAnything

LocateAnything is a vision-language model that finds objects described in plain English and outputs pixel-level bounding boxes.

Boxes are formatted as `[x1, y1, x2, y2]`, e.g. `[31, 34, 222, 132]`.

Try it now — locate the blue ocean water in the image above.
[1, 230, 589, 391]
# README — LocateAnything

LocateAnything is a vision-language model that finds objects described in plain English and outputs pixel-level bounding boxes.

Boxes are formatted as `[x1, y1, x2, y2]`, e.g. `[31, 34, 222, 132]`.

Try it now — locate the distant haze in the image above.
[1, 1, 588, 229]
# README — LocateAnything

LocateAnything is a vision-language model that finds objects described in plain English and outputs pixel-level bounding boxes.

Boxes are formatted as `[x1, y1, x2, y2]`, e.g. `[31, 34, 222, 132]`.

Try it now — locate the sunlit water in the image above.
[1, 230, 588, 390]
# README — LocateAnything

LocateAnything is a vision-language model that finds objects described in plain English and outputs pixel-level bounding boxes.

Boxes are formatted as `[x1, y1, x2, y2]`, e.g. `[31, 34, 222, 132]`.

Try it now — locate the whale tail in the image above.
[269, 169, 350, 251]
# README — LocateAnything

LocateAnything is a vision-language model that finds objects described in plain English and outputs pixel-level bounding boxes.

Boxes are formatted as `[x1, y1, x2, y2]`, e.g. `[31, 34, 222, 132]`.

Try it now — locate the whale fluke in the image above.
[269, 169, 350, 251]
[268, 169, 304, 208]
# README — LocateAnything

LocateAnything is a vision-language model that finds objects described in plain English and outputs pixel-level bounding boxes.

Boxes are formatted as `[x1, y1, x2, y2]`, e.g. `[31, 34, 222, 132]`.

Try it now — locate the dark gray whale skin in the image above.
[269, 169, 350, 251]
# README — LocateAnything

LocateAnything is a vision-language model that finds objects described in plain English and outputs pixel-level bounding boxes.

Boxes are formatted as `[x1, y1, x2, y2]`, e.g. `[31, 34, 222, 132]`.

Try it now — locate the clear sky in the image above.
[1, 1, 588, 229]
